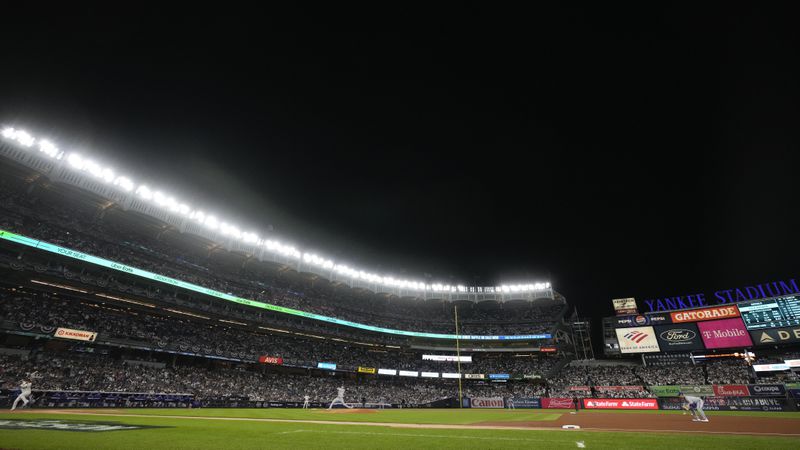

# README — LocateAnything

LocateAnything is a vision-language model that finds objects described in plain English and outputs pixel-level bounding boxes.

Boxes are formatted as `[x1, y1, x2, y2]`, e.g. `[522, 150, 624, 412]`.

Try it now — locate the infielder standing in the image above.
[302, 395, 310, 409]
[328, 386, 352, 409]
[679, 392, 708, 422]
[11, 377, 34, 411]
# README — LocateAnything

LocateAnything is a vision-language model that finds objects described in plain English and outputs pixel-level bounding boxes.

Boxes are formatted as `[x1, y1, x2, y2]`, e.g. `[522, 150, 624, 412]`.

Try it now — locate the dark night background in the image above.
[1, 5, 798, 343]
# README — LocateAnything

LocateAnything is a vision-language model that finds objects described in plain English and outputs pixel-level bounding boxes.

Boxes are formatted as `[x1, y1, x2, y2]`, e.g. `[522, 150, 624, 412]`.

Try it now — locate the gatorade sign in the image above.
[671, 306, 739, 323]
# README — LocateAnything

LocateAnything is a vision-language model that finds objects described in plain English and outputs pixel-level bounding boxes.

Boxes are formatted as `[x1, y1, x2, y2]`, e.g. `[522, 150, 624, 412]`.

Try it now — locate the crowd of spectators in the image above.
[635, 364, 706, 386]
[0, 292, 562, 377]
[0, 353, 547, 405]
[0, 178, 565, 338]
[546, 364, 652, 398]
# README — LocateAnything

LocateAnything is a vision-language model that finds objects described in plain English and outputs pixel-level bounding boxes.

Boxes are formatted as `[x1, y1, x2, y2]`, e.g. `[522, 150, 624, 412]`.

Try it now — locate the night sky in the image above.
[1, 5, 799, 327]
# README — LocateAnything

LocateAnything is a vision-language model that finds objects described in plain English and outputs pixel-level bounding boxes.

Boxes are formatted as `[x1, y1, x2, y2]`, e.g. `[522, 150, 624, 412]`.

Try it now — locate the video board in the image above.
[738, 295, 800, 330]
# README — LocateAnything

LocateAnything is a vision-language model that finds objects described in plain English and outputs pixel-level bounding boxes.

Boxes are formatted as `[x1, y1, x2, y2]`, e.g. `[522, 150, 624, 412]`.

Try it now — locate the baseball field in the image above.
[1, 408, 799, 449]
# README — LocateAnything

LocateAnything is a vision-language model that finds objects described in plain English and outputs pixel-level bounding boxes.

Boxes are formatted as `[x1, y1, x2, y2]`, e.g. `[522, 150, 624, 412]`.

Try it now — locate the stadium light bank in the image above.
[0, 126, 551, 296]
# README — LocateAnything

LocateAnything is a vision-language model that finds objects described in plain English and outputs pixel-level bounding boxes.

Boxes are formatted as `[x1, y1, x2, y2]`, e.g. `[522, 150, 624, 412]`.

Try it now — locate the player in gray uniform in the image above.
[679, 392, 708, 422]
[302, 395, 310, 409]
[11, 378, 33, 410]
[328, 386, 352, 409]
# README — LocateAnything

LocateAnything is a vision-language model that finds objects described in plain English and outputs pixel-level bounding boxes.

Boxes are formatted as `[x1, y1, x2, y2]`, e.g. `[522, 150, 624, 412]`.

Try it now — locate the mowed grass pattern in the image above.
[0, 409, 798, 449]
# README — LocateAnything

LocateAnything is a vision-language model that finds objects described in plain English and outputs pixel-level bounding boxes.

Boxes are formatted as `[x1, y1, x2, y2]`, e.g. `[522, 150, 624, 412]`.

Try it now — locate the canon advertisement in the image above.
[582, 399, 659, 410]
[470, 397, 505, 409]
[653, 323, 704, 351]
[697, 318, 753, 349]
[615, 326, 661, 353]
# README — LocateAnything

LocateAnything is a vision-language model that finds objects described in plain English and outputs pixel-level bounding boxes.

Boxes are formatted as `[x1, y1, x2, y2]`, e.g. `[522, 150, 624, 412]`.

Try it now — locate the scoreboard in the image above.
[738, 295, 800, 330]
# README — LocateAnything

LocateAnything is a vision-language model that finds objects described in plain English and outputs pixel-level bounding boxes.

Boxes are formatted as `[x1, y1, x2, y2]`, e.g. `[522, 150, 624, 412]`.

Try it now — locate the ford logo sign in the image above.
[660, 329, 696, 342]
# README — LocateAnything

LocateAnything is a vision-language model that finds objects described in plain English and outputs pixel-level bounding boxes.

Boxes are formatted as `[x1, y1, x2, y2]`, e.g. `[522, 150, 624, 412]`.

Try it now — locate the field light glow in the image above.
[1, 125, 552, 295]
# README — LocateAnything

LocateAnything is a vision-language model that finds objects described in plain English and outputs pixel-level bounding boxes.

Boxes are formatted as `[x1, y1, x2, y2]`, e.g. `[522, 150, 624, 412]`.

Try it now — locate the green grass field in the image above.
[0, 408, 799, 449]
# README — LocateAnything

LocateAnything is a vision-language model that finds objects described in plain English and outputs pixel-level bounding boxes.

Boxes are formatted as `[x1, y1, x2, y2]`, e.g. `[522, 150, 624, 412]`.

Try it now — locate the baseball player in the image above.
[506, 397, 515, 410]
[679, 392, 708, 422]
[328, 386, 352, 409]
[302, 395, 310, 409]
[11, 377, 34, 411]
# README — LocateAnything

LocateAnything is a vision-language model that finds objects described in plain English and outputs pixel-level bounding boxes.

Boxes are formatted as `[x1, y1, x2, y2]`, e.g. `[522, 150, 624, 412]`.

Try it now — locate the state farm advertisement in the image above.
[54, 327, 97, 342]
[583, 398, 658, 410]
[258, 356, 283, 365]
[542, 398, 575, 409]
[671, 305, 739, 323]
[470, 397, 505, 408]
[713, 385, 750, 397]
[698, 318, 753, 349]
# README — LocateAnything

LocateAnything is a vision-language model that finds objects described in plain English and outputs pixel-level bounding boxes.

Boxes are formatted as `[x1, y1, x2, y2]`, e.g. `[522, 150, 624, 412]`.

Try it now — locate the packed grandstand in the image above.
[1, 127, 799, 412]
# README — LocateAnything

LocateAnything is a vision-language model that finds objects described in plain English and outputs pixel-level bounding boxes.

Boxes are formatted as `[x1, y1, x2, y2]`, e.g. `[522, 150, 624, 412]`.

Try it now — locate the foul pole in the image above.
[454, 305, 463, 408]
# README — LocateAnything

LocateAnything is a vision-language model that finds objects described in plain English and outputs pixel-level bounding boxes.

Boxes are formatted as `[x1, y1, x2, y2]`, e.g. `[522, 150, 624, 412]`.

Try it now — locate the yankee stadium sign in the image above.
[642, 279, 799, 312]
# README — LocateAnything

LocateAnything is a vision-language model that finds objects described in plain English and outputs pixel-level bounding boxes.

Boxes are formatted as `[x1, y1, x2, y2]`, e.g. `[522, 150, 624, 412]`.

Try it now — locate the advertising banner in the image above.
[539, 347, 558, 353]
[523, 374, 542, 379]
[680, 385, 716, 396]
[512, 398, 541, 409]
[643, 353, 692, 366]
[54, 327, 97, 342]
[649, 385, 714, 397]
[789, 389, 800, 400]
[317, 362, 336, 370]
[671, 305, 740, 323]
[541, 398, 574, 409]
[464, 374, 485, 379]
[753, 364, 790, 372]
[258, 356, 283, 365]
[569, 386, 590, 391]
[441, 373, 461, 379]
[713, 385, 750, 397]
[653, 323, 704, 351]
[615, 314, 659, 328]
[749, 326, 800, 346]
[421, 372, 439, 378]
[747, 384, 786, 396]
[470, 397, 505, 408]
[613, 298, 638, 315]
[583, 398, 658, 410]
[595, 386, 646, 391]
[659, 396, 788, 411]
[785, 359, 800, 368]
[489, 374, 510, 380]
[697, 318, 752, 349]
[357, 366, 376, 374]
[398, 370, 418, 377]
[422, 355, 472, 362]
[378, 368, 397, 376]
[616, 326, 661, 353]
[645, 313, 672, 325]
[649, 386, 682, 397]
